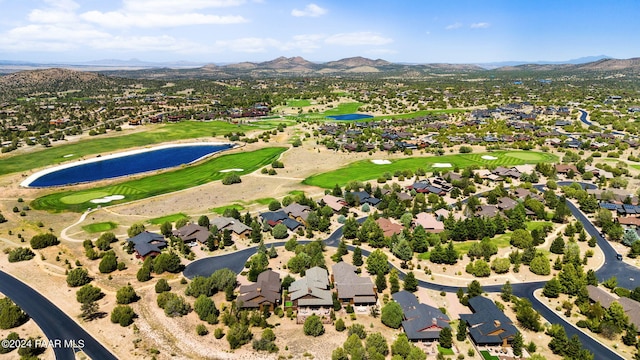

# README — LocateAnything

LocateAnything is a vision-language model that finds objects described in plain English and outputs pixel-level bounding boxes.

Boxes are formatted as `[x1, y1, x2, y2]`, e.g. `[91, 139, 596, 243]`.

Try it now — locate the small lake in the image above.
[22, 143, 233, 187]
[327, 113, 373, 120]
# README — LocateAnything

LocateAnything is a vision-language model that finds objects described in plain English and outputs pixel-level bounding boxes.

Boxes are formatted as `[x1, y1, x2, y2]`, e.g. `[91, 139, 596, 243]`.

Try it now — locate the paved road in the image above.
[184, 184, 636, 359]
[0, 270, 117, 360]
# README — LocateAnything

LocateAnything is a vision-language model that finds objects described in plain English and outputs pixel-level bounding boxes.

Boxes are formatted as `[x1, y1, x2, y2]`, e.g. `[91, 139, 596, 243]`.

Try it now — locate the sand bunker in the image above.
[90, 195, 125, 204]
[482, 155, 498, 160]
[63, 154, 74, 158]
[433, 163, 452, 168]
[371, 160, 391, 165]
[220, 168, 244, 173]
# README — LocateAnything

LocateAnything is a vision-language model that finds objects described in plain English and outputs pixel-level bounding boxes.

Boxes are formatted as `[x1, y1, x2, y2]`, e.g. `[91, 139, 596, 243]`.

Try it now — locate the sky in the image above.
[0, 0, 639, 64]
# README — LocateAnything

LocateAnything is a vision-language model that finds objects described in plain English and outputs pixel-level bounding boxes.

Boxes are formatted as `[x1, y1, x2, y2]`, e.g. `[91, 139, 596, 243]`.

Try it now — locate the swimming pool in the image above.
[21, 143, 234, 187]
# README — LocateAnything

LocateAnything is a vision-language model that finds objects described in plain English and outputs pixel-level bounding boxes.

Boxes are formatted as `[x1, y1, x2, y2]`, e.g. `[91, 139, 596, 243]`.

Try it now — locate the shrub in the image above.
[348, 323, 367, 339]
[0, 298, 29, 329]
[214, 327, 224, 339]
[30, 233, 59, 249]
[110, 305, 135, 326]
[196, 324, 209, 336]
[155, 279, 171, 293]
[8, 247, 35, 262]
[381, 301, 403, 329]
[66, 268, 91, 287]
[116, 285, 138, 304]
[222, 174, 241, 185]
[99, 252, 118, 273]
[335, 318, 346, 332]
[303, 315, 325, 336]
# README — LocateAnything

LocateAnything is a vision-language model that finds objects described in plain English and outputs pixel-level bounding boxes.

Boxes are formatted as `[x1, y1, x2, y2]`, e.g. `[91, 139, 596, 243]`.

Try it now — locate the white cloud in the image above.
[27, 0, 79, 24]
[291, 3, 327, 17]
[121, 0, 246, 14]
[445, 22, 462, 30]
[0, 23, 110, 51]
[325, 32, 392, 46]
[470, 22, 490, 29]
[80, 10, 247, 28]
[89, 35, 202, 52]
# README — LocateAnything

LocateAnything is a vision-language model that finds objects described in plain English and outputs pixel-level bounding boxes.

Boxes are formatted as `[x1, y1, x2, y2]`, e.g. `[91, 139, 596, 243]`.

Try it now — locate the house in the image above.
[512, 188, 542, 201]
[331, 262, 377, 306]
[475, 205, 500, 218]
[497, 197, 518, 211]
[320, 194, 347, 212]
[127, 231, 167, 259]
[259, 211, 289, 227]
[555, 164, 580, 175]
[413, 212, 444, 233]
[173, 223, 211, 245]
[491, 167, 522, 179]
[586, 285, 640, 329]
[288, 267, 333, 323]
[375, 217, 404, 238]
[347, 191, 382, 206]
[392, 290, 450, 342]
[460, 296, 519, 347]
[282, 203, 311, 225]
[434, 208, 464, 221]
[238, 270, 281, 311]
[209, 217, 252, 239]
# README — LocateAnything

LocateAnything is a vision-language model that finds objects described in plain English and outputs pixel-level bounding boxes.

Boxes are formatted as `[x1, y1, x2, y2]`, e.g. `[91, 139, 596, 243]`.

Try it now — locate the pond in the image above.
[326, 113, 373, 120]
[21, 143, 234, 187]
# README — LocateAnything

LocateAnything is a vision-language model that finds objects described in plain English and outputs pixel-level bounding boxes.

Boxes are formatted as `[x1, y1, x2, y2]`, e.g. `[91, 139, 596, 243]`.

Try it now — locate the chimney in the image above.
[494, 320, 501, 327]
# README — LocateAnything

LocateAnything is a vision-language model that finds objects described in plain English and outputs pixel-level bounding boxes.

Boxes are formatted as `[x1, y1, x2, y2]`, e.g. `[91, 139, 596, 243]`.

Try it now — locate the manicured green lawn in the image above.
[81, 222, 117, 233]
[303, 151, 558, 188]
[255, 197, 277, 205]
[370, 108, 467, 121]
[0, 121, 274, 177]
[323, 102, 363, 116]
[148, 213, 189, 225]
[211, 204, 245, 215]
[286, 99, 312, 107]
[438, 346, 454, 355]
[480, 350, 499, 360]
[32, 147, 287, 213]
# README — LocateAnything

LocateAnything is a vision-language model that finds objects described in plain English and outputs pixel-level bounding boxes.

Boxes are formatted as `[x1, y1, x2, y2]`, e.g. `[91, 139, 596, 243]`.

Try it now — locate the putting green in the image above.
[60, 191, 110, 204]
[82, 222, 117, 233]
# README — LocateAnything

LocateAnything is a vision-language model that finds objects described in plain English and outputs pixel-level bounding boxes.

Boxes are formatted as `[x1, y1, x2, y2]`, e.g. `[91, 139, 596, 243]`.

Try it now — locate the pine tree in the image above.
[512, 332, 524, 356]
[389, 269, 400, 294]
[439, 327, 453, 348]
[352, 246, 363, 266]
[456, 319, 467, 341]
[375, 272, 387, 293]
[501, 281, 512, 302]
[403, 271, 418, 292]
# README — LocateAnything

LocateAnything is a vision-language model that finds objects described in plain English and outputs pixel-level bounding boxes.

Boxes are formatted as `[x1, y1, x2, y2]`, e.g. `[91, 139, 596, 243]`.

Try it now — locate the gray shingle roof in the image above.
[459, 296, 518, 346]
[392, 290, 450, 341]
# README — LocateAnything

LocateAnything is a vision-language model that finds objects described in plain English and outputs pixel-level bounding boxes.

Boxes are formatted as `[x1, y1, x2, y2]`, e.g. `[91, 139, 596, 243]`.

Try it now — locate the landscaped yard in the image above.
[81, 221, 117, 233]
[438, 345, 454, 355]
[303, 151, 558, 188]
[480, 350, 499, 360]
[148, 213, 189, 225]
[0, 120, 274, 176]
[32, 147, 287, 212]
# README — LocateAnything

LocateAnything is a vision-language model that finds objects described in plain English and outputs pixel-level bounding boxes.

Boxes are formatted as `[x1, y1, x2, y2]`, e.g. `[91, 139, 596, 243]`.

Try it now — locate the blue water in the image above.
[28, 144, 233, 187]
[327, 113, 373, 120]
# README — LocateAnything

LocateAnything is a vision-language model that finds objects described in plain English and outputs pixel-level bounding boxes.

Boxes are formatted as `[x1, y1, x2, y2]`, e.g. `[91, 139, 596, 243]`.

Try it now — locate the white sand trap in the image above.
[482, 155, 498, 160]
[433, 163, 452, 168]
[371, 160, 391, 165]
[63, 154, 74, 158]
[90, 195, 125, 204]
[220, 168, 243, 173]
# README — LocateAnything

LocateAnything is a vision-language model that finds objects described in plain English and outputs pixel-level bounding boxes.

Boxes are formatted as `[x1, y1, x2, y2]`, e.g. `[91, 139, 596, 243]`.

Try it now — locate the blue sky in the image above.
[0, 0, 638, 64]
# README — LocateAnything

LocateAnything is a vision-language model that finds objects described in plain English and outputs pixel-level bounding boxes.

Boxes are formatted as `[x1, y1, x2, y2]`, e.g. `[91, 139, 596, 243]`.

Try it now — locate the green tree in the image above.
[381, 301, 403, 329]
[515, 298, 541, 332]
[227, 322, 252, 349]
[155, 279, 171, 293]
[403, 271, 418, 292]
[66, 267, 91, 287]
[110, 305, 135, 326]
[439, 327, 453, 348]
[375, 272, 387, 293]
[335, 318, 346, 332]
[358, 217, 385, 248]
[116, 285, 138, 304]
[550, 236, 565, 254]
[529, 254, 550, 275]
[0, 298, 29, 329]
[366, 332, 389, 356]
[391, 333, 411, 358]
[332, 347, 349, 360]
[343, 216, 360, 239]
[501, 281, 512, 302]
[160, 221, 173, 237]
[30, 233, 59, 249]
[95, 232, 116, 251]
[392, 239, 413, 267]
[99, 251, 118, 273]
[543, 277, 562, 298]
[352, 246, 363, 266]
[271, 223, 289, 239]
[194, 295, 219, 324]
[153, 252, 182, 274]
[467, 280, 484, 298]
[389, 269, 400, 294]
[457, 319, 467, 341]
[512, 332, 524, 357]
[332, 240, 348, 262]
[343, 333, 363, 357]
[303, 314, 325, 336]
[127, 223, 146, 238]
[76, 284, 103, 304]
[348, 323, 367, 339]
[136, 264, 152, 282]
[366, 249, 389, 275]
[510, 229, 533, 249]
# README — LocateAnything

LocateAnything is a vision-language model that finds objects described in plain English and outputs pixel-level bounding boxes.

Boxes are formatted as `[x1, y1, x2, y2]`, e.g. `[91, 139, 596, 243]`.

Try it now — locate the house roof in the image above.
[259, 211, 288, 223]
[288, 266, 332, 307]
[320, 194, 347, 212]
[282, 203, 311, 221]
[475, 205, 499, 218]
[497, 197, 518, 211]
[127, 231, 167, 257]
[282, 218, 304, 231]
[460, 296, 518, 346]
[127, 231, 164, 245]
[238, 270, 281, 308]
[375, 217, 404, 237]
[414, 212, 444, 233]
[331, 261, 376, 303]
[587, 285, 640, 329]
[173, 223, 210, 243]
[392, 290, 450, 341]
[210, 216, 251, 235]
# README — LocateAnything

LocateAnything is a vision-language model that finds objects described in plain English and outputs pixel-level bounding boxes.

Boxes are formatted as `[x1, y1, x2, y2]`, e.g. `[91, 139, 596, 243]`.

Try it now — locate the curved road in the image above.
[185, 183, 639, 359]
[0, 271, 117, 360]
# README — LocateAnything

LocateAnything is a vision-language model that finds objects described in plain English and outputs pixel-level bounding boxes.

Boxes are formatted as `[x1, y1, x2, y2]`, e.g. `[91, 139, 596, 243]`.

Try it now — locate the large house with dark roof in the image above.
[238, 270, 281, 311]
[331, 262, 377, 306]
[209, 217, 252, 240]
[460, 296, 519, 347]
[392, 290, 450, 342]
[127, 231, 167, 259]
[173, 223, 211, 245]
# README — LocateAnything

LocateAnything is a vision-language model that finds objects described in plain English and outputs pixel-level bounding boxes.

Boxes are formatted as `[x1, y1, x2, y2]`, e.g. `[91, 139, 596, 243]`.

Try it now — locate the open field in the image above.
[210, 203, 245, 215]
[31, 147, 287, 212]
[81, 221, 117, 233]
[303, 151, 558, 188]
[0, 120, 274, 177]
[286, 99, 312, 107]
